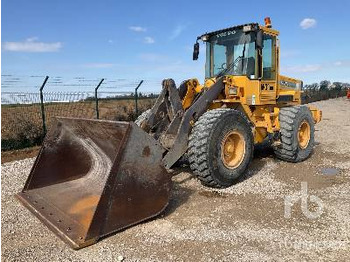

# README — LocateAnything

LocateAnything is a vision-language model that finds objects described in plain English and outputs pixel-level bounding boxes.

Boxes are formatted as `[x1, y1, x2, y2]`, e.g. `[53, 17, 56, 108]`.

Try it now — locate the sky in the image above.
[2, 0, 350, 92]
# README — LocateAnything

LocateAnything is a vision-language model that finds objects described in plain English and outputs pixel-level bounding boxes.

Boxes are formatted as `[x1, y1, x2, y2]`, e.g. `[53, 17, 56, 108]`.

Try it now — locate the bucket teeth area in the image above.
[16, 117, 171, 249]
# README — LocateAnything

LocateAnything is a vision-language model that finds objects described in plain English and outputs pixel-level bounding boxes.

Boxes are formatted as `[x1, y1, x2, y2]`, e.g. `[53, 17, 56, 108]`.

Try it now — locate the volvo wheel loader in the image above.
[17, 17, 322, 249]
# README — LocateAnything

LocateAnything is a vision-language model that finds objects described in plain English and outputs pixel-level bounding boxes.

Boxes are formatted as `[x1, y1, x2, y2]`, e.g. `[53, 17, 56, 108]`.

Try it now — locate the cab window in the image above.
[262, 35, 276, 80]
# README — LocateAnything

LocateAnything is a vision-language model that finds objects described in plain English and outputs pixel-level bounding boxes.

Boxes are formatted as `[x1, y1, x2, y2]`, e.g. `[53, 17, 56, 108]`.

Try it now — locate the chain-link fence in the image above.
[1, 75, 159, 151]
[1, 92, 157, 151]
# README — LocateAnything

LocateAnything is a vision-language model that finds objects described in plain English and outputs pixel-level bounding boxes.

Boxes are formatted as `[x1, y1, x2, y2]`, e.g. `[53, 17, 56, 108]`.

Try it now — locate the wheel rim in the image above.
[298, 120, 311, 149]
[221, 131, 245, 169]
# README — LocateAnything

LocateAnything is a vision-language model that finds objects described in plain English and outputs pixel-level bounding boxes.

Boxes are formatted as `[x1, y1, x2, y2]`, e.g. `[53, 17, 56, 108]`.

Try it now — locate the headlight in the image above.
[228, 87, 238, 95]
[201, 35, 209, 41]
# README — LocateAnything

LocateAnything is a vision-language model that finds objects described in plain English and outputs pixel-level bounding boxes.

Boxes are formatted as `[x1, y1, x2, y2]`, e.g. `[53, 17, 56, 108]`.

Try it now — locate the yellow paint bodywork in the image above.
[181, 79, 202, 110]
[181, 74, 321, 144]
[308, 105, 322, 124]
[180, 23, 322, 144]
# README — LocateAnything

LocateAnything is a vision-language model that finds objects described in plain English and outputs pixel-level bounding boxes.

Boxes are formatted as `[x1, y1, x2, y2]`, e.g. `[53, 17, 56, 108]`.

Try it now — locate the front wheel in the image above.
[188, 109, 254, 188]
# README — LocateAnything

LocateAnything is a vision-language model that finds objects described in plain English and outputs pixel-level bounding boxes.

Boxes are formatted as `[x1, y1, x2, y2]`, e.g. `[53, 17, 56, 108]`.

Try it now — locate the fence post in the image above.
[95, 78, 104, 119]
[134, 80, 144, 117]
[39, 76, 49, 135]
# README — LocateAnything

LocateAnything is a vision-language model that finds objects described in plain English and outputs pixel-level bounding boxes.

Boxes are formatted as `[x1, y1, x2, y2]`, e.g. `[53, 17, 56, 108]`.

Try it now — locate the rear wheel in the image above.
[188, 109, 253, 188]
[274, 106, 315, 162]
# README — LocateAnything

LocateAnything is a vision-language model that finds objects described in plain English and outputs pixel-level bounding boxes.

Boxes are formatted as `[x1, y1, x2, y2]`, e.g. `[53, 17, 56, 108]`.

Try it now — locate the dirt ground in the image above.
[2, 97, 350, 261]
[1, 147, 40, 164]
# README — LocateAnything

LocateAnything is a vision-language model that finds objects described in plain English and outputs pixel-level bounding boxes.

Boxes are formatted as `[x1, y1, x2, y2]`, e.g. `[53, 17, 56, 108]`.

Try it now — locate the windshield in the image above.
[205, 29, 256, 78]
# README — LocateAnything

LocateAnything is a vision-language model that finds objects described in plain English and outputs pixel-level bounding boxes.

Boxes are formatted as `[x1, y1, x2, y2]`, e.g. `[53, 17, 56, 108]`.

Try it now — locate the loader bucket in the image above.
[16, 117, 171, 249]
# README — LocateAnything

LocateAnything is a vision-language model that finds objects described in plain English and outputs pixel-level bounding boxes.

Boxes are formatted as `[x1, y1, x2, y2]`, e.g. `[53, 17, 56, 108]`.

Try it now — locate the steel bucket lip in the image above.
[16, 192, 94, 249]
[18, 117, 132, 249]
[16, 118, 172, 250]
[16, 190, 170, 249]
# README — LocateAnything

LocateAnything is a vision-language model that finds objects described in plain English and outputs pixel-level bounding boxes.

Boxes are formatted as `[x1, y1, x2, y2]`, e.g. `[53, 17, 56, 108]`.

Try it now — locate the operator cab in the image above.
[193, 17, 278, 82]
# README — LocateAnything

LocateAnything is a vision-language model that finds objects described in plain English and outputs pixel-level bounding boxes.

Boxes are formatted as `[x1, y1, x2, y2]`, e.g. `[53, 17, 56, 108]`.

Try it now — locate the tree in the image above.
[303, 84, 311, 91]
[332, 82, 343, 91]
[309, 83, 319, 92]
[319, 80, 330, 91]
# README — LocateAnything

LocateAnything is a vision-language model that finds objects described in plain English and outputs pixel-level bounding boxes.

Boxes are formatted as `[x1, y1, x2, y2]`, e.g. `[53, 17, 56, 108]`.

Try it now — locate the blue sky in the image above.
[2, 0, 350, 92]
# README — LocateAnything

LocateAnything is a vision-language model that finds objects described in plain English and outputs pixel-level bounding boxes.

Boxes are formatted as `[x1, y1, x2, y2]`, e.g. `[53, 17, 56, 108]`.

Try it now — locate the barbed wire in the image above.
[1, 75, 164, 104]
[1, 75, 164, 91]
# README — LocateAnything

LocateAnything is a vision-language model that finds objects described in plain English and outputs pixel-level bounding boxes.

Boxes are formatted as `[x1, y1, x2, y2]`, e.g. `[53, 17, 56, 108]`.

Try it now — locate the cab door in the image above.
[259, 34, 277, 104]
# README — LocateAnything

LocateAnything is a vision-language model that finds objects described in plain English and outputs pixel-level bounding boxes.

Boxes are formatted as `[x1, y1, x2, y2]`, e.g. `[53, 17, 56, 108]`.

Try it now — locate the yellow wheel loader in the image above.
[17, 17, 322, 249]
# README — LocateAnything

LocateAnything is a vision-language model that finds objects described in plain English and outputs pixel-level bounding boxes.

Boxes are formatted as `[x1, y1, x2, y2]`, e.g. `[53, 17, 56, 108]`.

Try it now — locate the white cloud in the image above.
[2, 38, 62, 52]
[170, 25, 187, 40]
[283, 64, 321, 73]
[300, 18, 317, 29]
[83, 63, 115, 68]
[26, 37, 39, 42]
[333, 60, 350, 67]
[144, 36, 155, 44]
[129, 26, 147, 32]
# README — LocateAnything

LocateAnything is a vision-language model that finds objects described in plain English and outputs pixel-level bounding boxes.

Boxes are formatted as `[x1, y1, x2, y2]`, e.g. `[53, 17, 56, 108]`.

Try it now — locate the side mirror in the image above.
[256, 30, 264, 49]
[193, 42, 199, 60]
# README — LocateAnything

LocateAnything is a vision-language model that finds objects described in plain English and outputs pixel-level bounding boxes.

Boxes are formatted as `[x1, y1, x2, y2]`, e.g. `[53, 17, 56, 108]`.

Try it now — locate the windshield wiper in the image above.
[216, 42, 247, 78]
[216, 55, 243, 78]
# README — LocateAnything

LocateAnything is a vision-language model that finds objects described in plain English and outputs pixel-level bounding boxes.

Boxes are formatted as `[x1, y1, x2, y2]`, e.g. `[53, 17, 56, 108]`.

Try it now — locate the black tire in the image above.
[274, 106, 315, 162]
[188, 108, 254, 188]
[135, 109, 151, 126]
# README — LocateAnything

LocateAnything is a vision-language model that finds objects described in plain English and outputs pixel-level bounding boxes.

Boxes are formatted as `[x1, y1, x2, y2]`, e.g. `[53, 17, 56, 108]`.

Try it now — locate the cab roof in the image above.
[197, 22, 279, 40]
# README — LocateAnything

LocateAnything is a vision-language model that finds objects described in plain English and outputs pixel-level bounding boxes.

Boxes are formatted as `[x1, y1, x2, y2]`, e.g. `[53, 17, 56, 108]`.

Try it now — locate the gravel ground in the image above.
[2, 97, 350, 261]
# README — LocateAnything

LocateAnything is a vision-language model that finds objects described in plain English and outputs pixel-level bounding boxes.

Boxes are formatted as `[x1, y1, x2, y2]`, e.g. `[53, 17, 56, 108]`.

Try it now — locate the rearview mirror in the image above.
[193, 42, 199, 60]
[256, 30, 264, 49]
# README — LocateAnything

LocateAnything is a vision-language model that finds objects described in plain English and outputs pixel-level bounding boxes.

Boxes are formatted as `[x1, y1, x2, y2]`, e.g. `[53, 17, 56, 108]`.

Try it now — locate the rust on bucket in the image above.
[16, 117, 171, 249]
